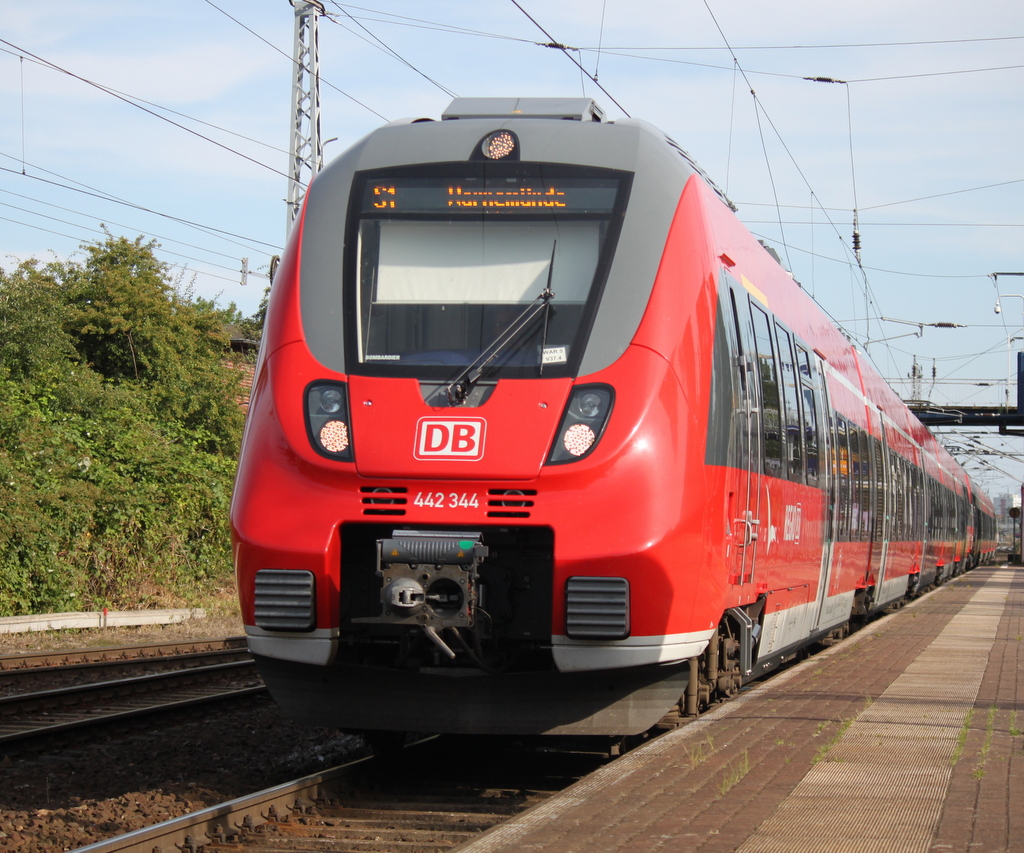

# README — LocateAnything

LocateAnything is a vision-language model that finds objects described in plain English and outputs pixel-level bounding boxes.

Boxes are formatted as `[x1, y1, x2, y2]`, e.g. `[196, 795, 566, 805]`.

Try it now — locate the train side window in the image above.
[943, 484, 948, 539]
[727, 286, 755, 472]
[947, 487, 954, 540]
[927, 477, 937, 538]
[940, 486, 947, 539]
[849, 426, 862, 538]
[901, 456, 909, 536]
[857, 429, 873, 541]
[751, 303, 783, 477]
[705, 281, 743, 470]
[921, 466, 929, 540]
[943, 487, 951, 539]
[835, 416, 851, 540]
[775, 325, 803, 483]
[914, 467, 925, 540]
[801, 389, 819, 485]
[871, 437, 884, 542]
[796, 344, 819, 486]
[910, 462, 918, 539]
[945, 487, 951, 540]
[909, 462, 917, 540]
[891, 457, 901, 541]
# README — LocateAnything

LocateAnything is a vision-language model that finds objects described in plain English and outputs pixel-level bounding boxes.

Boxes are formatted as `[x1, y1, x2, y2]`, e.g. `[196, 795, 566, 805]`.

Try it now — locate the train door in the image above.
[811, 359, 840, 632]
[869, 410, 893, 605]
[723, 275, 762, 586]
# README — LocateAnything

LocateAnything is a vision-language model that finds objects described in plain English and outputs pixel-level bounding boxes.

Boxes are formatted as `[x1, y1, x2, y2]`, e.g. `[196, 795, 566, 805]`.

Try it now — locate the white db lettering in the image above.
[415, 419, 486, 460]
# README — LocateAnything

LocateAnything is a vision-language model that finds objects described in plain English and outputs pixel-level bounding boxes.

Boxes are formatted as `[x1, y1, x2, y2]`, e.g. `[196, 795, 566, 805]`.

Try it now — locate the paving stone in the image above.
[457, 566, 1022, 853]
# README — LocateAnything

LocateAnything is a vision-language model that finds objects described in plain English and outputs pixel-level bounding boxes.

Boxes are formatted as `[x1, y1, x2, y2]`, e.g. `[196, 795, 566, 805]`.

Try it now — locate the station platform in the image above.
[458, 564, 1024, 853]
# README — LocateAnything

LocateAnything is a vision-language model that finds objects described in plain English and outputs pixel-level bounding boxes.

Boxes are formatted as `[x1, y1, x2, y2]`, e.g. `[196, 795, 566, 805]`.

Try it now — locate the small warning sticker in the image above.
[542, 346, 568, 365]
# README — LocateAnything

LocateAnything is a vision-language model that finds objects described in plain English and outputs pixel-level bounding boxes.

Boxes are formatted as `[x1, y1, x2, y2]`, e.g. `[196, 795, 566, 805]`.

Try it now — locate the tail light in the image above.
[547, 384, 614, 465]
[305, 381, 354, 461]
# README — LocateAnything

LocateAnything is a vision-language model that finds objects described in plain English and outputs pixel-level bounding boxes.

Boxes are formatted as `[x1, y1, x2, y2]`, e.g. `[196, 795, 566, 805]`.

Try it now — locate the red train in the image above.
[231, 98, 996, 736]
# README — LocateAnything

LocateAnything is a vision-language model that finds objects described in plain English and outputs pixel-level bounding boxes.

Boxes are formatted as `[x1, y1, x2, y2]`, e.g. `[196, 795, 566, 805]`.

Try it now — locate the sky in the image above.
[2, 0, 1023, 496]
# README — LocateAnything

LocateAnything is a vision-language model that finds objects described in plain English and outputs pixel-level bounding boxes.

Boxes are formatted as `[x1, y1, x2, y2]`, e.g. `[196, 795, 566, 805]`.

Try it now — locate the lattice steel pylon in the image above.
[287, 0, 324, 235]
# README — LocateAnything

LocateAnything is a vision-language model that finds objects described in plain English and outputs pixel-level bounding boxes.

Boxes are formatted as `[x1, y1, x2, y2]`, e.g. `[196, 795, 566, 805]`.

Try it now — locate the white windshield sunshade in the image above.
[373, 220, 599, 305]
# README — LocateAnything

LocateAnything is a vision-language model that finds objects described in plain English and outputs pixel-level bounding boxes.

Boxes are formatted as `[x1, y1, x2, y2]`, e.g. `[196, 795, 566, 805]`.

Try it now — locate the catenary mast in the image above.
[287, 0, 324, 236]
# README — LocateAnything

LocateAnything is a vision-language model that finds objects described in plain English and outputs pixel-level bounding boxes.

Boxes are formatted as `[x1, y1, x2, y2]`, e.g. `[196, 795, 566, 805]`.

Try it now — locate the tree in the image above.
[0, 258, 76, 384]
[0, 235, 247, 615]
[59, 234, 245, 452]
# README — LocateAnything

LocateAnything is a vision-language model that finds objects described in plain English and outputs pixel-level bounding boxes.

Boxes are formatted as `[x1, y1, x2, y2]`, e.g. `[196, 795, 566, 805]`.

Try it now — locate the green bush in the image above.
[0, 236, 257, 615]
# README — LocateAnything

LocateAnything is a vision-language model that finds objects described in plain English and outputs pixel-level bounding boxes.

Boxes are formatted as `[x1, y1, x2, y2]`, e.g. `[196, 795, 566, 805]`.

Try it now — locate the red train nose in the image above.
[348, 375, 575, 480]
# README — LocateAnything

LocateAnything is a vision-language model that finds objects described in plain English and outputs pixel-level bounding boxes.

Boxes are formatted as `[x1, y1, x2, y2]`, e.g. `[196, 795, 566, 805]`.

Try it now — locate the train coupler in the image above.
[354, 531, 489, 656]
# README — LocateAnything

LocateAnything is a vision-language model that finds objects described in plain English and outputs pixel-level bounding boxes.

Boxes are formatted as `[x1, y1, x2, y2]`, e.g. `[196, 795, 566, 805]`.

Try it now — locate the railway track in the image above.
[72, 735, 610, 853]
[3, 598, 915, 851]
[0, 635, 248, 672]
[0, 648, 264, 744]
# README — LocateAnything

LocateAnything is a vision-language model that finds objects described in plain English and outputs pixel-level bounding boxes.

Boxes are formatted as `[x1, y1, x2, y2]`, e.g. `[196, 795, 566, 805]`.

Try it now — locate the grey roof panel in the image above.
[442, 97, 604, 122]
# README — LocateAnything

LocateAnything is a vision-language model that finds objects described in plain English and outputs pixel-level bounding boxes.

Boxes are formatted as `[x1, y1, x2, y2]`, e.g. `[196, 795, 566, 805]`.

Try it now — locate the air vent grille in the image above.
[254, 569, 316, 631]
[565, 576, 630, 639]
[360, 486, 407, 516]
[487, 489, 536, 518]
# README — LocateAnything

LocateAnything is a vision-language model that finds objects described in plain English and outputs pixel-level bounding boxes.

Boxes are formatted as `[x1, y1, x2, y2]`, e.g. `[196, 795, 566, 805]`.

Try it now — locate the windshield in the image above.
[346, 165, 629, 379]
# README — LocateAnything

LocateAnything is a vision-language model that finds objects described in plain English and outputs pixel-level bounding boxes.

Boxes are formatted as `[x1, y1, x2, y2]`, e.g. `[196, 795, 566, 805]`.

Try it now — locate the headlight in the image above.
[575, 392, 604, 419]
[319, 388, 344, 414]
[306, 381, 354, 461]
[547, 384, 614, 464]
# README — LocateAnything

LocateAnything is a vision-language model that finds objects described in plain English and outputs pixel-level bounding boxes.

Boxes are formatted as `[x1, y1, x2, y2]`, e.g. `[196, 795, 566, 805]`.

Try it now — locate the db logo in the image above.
[414, 418, 486, 461]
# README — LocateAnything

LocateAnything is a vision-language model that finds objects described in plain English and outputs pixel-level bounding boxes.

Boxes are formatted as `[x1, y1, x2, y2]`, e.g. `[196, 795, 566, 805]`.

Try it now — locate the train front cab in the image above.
[234, 105, 746, 736]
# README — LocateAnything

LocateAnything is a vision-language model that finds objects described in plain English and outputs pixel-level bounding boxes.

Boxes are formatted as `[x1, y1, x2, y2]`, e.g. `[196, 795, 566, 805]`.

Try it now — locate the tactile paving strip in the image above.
[734, 569, 1010, 853]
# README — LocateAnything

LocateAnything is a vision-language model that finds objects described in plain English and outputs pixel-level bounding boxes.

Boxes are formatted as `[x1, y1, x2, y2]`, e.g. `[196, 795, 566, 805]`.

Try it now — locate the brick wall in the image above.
[223, 359, 256, 413]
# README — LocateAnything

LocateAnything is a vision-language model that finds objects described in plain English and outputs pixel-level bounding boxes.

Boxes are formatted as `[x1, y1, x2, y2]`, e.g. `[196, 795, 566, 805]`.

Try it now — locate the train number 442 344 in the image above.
[413, 492, 480, 509]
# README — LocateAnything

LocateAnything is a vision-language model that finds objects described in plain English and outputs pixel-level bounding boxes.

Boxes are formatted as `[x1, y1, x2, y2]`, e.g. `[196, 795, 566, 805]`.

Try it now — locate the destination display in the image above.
[361, 176, 620, 215]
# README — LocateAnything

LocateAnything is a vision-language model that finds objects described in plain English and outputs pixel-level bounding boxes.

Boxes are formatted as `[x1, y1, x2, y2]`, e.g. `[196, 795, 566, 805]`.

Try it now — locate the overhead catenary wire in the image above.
[675, 6, 889, 355]
[1, 16, 295, 284]
[507, 0, 632, 117]
[555, 47, 1024, 84]
[4, 44, 289, 160]
[0, 39, 294, 185]
[724, 61, 892, 361]
[325, 8, 1024, 55]
[681, 2, 949, 378]
[0, 188, 259, 266]
[19, 55, 26, 174]
[3, 7, 1011, 292]
[333, 3, 537, 45]
[0, 212, 258, 288]
[700, 0, 793, 271]
[0, 156, 282, 254]
[324, 0, 458, 99]
[573, 35, 1024, 51]
[2, 5, 1020, 454]
[1, 206, 264, 282]
[594, 0, 609, 82]
[203, 0, 388, 121]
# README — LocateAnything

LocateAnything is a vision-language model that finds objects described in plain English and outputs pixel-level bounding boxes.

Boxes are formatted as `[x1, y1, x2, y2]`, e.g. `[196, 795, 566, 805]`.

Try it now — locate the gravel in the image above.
[0, 614, 368, 852]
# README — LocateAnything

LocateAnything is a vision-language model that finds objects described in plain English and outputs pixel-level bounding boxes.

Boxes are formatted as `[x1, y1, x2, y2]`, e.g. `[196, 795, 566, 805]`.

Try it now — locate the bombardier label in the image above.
[414, 418, 486, 461]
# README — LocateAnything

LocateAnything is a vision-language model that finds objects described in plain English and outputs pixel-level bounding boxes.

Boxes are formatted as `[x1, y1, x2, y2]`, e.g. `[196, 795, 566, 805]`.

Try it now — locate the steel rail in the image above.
[71, 746, 411, 853]
[0, 660, 264, 744]
[0, 646, 251, 687]
[0, 636, 248, 671]
[68, 734, 604, 853]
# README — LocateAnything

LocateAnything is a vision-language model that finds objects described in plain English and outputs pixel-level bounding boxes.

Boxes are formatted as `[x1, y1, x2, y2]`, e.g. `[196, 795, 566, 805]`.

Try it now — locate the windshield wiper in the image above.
[447, 243, 556, 405]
